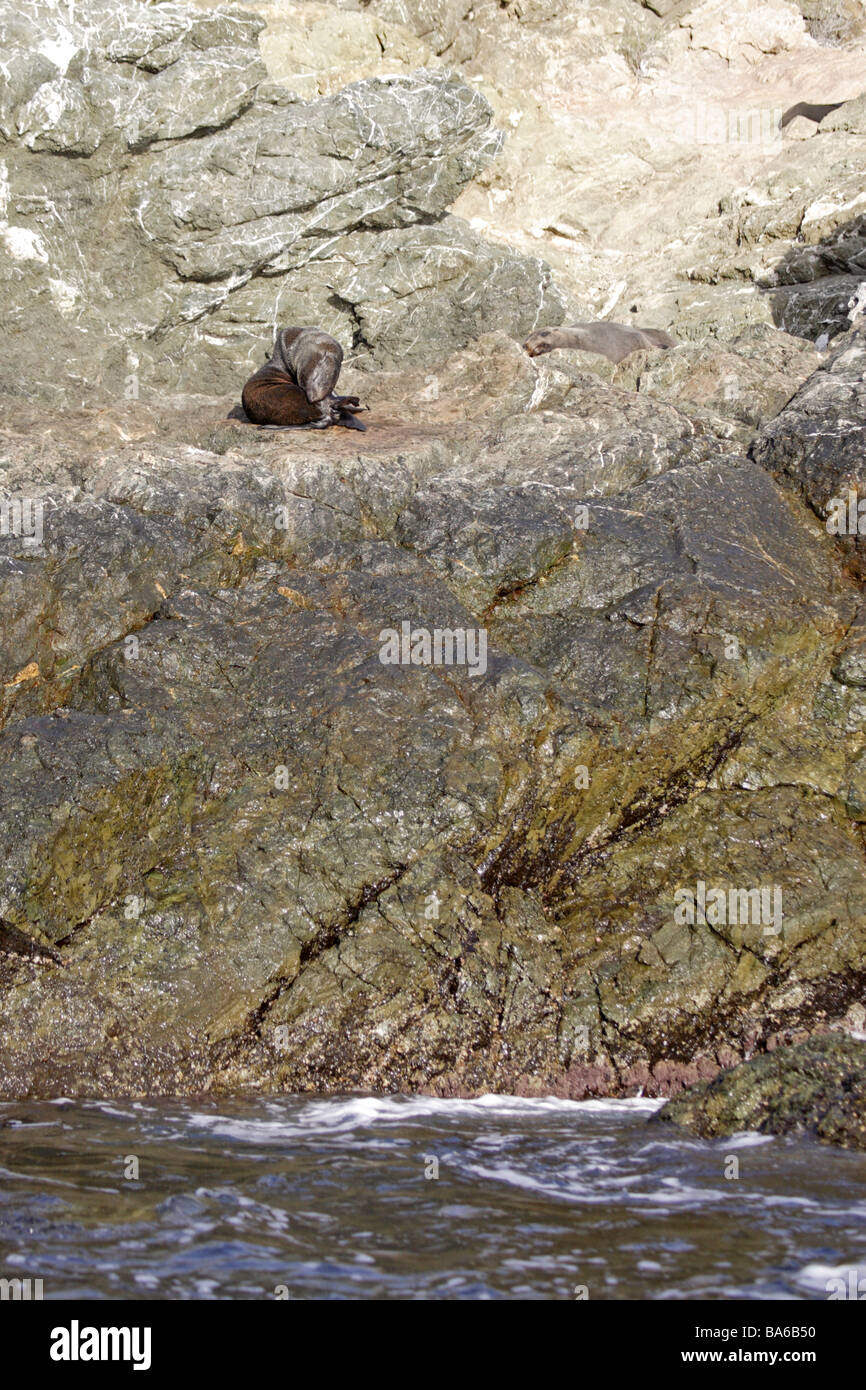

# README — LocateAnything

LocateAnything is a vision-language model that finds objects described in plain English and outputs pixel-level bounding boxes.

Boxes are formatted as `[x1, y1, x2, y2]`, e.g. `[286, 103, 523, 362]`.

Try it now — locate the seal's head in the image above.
[297, 337, 342, 402]
[523, 329, 557, 358]
[273, 327, 344, 402]
[290, 329, 343, 402]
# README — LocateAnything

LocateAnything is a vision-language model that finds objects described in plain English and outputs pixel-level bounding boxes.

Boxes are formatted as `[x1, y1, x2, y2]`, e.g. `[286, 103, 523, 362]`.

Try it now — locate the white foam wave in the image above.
[182, 1093, 662, 1142]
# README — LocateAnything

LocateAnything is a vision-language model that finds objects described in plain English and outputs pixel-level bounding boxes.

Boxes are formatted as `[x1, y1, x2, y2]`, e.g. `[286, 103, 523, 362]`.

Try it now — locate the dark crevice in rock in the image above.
[0, 919, 65, 968]
[478, 709, 760, 903]
[326, 292, 371, 352]
[235, 862, 412, 1044]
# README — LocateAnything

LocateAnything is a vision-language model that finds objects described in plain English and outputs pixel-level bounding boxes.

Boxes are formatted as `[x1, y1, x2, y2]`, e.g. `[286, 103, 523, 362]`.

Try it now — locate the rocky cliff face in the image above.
[1, 0, 865, 1099]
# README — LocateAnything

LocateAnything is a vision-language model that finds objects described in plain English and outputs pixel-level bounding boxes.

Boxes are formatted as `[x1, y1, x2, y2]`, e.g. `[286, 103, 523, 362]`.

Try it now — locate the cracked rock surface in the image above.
[1, 0, 866, 1100]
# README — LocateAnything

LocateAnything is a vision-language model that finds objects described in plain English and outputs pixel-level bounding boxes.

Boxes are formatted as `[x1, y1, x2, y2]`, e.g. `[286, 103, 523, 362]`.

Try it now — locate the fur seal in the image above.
[239, 326, 367, 431]
[523, 322, 677, 365]
[779, 101, 845, 129]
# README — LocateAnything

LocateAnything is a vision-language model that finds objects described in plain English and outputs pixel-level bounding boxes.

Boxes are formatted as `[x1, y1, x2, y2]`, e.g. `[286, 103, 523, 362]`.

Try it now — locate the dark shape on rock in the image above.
[523, 322, 677, 364]
[0, 919, 65, 968]
[653, 1034, 866, 1151]
[779, 100, 845, 127]
[239, 327, 367, 430]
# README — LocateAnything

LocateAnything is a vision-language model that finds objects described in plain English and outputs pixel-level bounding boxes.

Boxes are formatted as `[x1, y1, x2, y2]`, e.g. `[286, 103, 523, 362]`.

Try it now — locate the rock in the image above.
[170, 0, 866, 384]
[339, 331, 576, 419]
[374, 0, 476, 56]
[2, 0, 866, 1099]
[123, 49, 267, 150]
[175, 0, 866, 351]
[106, 3, 267, 71]
[15, 78, 106, 155]
[617, 327, 822, 441]
[256, 2, 438, 99]
[307, 220, 570, 370]
[782, 114, 819, 139]
[822, 91, 866, 134]
[640, 0, 680, 15]
[750, 329, 866, 576]
[793, 0, 866, 44]
[1, 355, 864, 1098]
[760, 203, 866, 338]
[667, 0, 811, 65]
[1, 0, 560, 403]
[769, 272, 866, 338]
[654, 1035, 866, 1150]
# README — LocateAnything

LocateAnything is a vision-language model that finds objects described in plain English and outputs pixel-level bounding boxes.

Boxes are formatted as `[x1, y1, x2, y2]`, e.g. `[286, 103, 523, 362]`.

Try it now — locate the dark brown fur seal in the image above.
[239, 326, 367, 431]
[523, 322, 677, 365]
[780, 101, 845, 129]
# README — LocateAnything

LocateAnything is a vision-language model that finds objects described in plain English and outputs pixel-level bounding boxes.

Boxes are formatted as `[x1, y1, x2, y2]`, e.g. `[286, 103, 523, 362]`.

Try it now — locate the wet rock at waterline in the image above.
[654, 1034, 866, 1151]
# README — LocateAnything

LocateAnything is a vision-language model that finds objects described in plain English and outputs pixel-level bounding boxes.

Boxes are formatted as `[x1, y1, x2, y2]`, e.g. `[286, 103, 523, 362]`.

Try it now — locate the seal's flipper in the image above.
[338, 412, 367, 431]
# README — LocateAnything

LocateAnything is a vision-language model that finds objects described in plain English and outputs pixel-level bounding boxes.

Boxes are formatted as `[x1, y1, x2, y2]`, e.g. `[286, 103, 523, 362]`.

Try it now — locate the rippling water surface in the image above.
[1, 1095, 864, 1300]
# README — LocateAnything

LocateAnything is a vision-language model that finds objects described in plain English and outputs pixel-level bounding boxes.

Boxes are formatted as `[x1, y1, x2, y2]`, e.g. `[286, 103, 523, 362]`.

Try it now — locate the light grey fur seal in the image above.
[238, 326, 367, 430]
[523, 322, 677, 365]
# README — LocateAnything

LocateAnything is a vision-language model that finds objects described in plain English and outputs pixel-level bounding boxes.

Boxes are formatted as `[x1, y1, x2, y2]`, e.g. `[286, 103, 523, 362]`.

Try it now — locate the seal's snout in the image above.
[523, 331, 553, 358]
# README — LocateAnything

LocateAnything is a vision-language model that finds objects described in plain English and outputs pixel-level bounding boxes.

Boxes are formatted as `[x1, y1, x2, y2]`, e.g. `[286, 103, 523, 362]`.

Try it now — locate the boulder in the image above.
[750, 329, 866, 576]
[654, 1034, 866, 1150]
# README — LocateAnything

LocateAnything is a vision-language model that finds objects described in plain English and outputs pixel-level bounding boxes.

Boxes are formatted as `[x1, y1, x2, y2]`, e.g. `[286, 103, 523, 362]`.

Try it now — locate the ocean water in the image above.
[1, 1094, 864, 1300]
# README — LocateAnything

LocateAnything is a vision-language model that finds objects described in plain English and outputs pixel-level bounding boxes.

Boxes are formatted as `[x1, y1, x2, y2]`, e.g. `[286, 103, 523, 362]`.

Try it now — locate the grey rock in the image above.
[822, 92, 866, 134]
[750, 330, 866, 576]
[0, 50, 65, 137]
[769, 272, 866, 339]
[123, 49, 267, 151]
[104, 4, 267, 71]
[0, 0, 533, 402]
[793, 0, 866, 44]
[15, 78, 106, 156]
